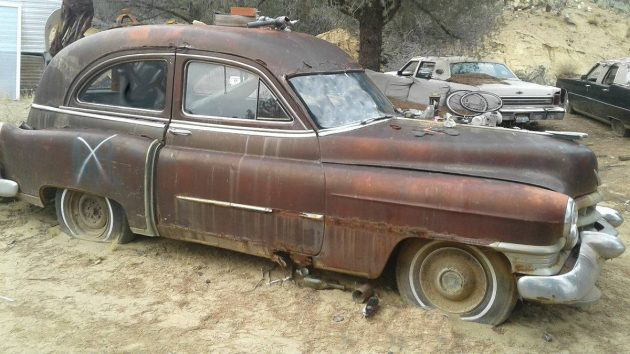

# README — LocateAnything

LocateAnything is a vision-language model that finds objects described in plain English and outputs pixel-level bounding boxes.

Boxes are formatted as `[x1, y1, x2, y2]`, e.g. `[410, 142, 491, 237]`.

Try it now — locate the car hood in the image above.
[477, 80, 560, 96]
[318, 118, 598, 197]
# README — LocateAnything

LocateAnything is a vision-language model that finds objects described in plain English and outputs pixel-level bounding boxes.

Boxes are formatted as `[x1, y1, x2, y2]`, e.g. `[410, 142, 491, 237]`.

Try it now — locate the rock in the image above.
[618, 155, 630, 161]
[563, 13, 576, 25]
[333, 315, 344, 322]
[543, 333, 553, 342]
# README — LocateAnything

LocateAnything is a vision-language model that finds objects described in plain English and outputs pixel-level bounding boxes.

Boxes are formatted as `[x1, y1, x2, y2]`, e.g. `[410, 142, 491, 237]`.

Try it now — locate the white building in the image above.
[0, 0, 60, 99]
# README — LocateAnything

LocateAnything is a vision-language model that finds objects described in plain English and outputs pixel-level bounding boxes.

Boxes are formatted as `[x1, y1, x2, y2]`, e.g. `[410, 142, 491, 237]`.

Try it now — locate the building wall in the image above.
[9, 0, 61, 54]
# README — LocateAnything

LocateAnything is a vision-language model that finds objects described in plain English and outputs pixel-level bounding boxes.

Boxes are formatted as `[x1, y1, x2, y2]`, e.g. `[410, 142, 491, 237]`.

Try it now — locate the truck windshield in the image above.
[450, 62, 516, 80]
[289, 72, 396, 129]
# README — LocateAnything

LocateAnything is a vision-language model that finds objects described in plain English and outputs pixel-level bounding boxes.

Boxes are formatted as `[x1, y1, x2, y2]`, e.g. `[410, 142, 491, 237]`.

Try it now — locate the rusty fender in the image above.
[0, 124, 159, 234]
[312, 164, 569, 279]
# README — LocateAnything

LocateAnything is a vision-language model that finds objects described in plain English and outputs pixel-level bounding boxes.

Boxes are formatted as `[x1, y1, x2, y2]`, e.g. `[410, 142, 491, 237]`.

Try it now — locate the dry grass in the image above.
[556, 60, 580, 78]
[587, 17, 600, 26]
[0, 97, 33, 125]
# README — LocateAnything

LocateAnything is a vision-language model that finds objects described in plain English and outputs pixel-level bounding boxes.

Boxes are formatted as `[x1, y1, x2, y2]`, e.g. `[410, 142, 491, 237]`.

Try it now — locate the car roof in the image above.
[407, 56, 504, 64]
[35, 24, 360, 107]
[600, 57, 630, 66]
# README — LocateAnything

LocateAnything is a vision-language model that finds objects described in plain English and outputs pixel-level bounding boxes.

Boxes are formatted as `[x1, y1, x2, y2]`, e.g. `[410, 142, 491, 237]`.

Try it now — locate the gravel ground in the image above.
[1, 98, 629, 353]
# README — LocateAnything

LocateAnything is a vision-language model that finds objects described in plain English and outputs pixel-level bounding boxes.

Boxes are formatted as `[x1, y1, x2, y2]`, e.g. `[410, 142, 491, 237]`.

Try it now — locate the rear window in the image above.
[78, 60, 167, 111]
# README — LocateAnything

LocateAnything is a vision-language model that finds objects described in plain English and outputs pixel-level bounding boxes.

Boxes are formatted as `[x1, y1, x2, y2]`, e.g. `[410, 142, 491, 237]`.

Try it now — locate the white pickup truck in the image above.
[383, 56, 566, 123]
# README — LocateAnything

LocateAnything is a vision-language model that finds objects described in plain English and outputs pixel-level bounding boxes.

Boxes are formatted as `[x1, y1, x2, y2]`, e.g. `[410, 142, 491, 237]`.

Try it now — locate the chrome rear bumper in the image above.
[517, 210, 625, 305]
[0, 176, 18, 198]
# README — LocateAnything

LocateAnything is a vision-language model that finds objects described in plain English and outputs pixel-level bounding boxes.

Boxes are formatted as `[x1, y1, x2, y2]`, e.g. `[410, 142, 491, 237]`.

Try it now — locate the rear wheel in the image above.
[611, 119, 630, 137]
[55, 189, 134, 243]
[396, 240, 517, 325]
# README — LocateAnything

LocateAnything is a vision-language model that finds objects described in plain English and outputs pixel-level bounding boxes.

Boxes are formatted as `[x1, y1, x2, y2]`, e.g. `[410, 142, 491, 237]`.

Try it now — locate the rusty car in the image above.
[0, 25, 625, 325]
[383, 56, 567, 125]
[557, 57, 630, 137]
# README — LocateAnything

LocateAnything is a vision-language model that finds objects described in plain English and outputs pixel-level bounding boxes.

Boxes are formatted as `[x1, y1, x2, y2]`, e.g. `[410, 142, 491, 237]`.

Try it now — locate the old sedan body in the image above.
[0, 25, 625, 325]
[557, 58, 630, 137]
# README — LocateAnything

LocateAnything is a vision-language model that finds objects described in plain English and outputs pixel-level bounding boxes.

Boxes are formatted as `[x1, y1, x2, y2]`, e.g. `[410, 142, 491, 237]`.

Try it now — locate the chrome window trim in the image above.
[178, 54, 304, 127]
[317, 118, 394, 137]
[181, 59, 292, 124]
[60, 106, 170, 122]
[169, 121, 316, 138]
[71, 52, 175, 114]
[32, 104, 166, 128]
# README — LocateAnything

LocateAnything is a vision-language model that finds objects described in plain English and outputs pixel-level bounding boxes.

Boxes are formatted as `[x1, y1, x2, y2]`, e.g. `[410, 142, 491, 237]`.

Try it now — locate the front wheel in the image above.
[396, 240, 517, 325]
[611, 119, 630, 137]
[55, 189, 134, 243]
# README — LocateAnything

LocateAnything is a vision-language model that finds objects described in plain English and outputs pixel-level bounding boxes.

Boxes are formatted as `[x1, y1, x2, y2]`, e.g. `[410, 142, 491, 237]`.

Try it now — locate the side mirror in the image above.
[396, 70, 403, 76]
[580, 75, 587, 80]
[588, 77, 597, 82]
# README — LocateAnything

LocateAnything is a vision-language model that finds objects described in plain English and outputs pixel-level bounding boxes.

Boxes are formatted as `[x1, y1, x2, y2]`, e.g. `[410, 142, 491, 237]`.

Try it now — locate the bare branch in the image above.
[413, 2, 462, 40]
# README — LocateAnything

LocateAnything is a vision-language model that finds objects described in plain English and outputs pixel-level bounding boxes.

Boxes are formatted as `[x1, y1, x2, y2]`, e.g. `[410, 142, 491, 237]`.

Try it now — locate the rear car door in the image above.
[156, 52, 325, 255]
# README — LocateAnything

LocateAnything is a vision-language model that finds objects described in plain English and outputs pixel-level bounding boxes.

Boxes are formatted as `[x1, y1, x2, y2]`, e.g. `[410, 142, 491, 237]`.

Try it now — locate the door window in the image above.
[416, 62, 436, 79]
[399, 61, 419, 76]
[184, 61, 289, 121]
[78, 60, 167, 110]
[602, 66, 619, 86]
[585, 64, 606, 82]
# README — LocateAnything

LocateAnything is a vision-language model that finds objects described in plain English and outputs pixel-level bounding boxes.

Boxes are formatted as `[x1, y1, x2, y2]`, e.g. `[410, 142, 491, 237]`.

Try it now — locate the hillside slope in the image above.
[483, 1, 629, 83]
[317, 1, 629, 84]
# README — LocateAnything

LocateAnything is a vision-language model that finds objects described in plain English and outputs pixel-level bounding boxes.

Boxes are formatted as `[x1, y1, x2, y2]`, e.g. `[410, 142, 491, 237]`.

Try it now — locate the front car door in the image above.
[573, 63, 607, 115]
[156, 51, 325, 256]
[408, 61, 449, 105]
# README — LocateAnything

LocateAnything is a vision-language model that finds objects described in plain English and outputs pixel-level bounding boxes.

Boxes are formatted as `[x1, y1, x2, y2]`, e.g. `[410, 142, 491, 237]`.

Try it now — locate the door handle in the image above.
[168, 127, 192, 136]
[584, 84, 591, 88]
[602, 88, 609, 92]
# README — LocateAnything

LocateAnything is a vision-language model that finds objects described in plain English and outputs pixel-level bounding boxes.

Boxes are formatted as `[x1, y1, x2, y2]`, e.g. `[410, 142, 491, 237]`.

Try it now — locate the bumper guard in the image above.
[517, 210, 625, 305]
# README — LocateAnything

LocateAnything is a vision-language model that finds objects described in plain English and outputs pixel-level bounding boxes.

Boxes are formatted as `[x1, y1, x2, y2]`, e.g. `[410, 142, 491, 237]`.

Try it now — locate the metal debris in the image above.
[0, 296, 15, 302]
[362, 296, 379, 318]
[352, 284, 374, 304]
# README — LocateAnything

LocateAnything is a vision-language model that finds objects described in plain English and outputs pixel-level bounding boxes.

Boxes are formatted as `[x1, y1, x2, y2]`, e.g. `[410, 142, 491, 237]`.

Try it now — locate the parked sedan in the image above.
[385, 56, 567, 124]
[557, 58, 630, 137]
[0, 25, 625, 325]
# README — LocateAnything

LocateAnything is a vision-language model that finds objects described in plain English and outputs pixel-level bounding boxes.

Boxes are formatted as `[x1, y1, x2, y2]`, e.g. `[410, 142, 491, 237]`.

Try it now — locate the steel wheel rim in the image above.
[63, 190, 112, 241]
[414, 246, 489, 314]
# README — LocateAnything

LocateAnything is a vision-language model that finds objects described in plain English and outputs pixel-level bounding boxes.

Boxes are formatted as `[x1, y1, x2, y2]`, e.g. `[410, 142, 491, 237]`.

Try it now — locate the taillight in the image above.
[553, 92, 561, 105]
[554, 90, 566, 106]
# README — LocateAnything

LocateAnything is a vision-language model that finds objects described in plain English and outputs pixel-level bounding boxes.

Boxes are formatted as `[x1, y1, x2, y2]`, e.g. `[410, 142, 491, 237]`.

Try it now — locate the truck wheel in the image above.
[396, 240, 517, 325]
[55, 189, 134, 244]
[611, 119, 630, 137]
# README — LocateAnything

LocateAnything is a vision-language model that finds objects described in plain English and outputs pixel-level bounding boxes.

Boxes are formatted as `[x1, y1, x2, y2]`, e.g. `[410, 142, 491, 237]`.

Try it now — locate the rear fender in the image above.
[0, 124, 159, 235]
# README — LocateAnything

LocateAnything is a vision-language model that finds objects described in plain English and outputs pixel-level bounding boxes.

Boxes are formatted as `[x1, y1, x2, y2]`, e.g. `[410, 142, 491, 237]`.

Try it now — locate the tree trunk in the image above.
[357, 3, 384, 71]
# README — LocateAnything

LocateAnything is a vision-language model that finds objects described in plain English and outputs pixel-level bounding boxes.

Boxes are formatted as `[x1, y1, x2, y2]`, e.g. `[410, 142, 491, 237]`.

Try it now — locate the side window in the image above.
[416, 62, 435, 79]
[184, 61, 288, 121]
[585, 64, 605, 82]
[78, 60, 167, 110]
[602, 65, 619, 86]
[399, 61, 419, 76]
[257, 81, 289, 120]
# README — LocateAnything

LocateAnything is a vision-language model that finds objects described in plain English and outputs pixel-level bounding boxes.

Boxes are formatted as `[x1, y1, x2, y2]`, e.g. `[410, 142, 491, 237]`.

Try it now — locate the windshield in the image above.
[450, 62, 516, 80]
[289, 72, 396, 129]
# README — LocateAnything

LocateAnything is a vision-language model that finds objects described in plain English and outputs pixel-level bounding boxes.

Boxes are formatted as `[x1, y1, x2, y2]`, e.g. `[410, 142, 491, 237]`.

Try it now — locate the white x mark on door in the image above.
[76, 134, 118, 183]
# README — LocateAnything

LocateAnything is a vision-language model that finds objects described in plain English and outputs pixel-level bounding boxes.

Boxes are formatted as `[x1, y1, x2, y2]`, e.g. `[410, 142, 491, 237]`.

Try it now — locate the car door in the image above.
[155, 51, 325, 256]
[589, 65, 619, 120]
[408, 61, 449, 105]
[573, 63, 607, 115]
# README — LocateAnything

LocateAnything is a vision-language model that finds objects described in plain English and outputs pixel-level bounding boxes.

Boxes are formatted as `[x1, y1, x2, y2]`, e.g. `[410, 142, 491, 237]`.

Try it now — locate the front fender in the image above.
[313, 164, 569, 278]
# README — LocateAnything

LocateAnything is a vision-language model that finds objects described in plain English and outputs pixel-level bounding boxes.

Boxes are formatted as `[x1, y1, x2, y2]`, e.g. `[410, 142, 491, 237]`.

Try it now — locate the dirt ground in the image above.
[1, 98, 630, 353]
